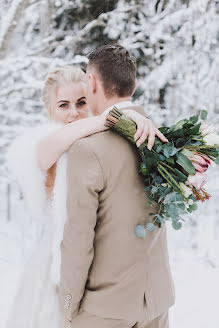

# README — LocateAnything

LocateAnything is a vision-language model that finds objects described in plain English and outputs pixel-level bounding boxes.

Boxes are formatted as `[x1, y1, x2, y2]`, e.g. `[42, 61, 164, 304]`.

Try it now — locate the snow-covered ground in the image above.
[168, 231, 219, 328]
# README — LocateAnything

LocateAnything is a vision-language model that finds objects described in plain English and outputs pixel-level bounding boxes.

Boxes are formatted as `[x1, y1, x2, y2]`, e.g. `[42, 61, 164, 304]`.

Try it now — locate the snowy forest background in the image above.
[0, 0, 219, 327]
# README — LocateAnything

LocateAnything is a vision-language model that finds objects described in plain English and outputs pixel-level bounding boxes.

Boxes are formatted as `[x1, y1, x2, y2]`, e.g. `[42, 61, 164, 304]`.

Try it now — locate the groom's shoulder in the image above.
[68, 129, 131, 158]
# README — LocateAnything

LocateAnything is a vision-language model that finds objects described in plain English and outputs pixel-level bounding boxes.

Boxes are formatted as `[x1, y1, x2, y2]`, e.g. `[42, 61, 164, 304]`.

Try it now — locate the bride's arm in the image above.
[38, 109, 168, 171]
[38, 116, 107, 171]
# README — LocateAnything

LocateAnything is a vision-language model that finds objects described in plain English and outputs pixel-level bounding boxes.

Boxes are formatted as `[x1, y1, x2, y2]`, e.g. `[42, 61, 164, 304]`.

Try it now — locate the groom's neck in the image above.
[96, 96, 131, 115]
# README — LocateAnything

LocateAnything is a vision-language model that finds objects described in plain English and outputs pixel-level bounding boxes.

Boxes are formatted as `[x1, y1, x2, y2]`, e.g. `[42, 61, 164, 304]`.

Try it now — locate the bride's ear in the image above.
[131, 79, 137, 96]
[88, 73, 97, 94]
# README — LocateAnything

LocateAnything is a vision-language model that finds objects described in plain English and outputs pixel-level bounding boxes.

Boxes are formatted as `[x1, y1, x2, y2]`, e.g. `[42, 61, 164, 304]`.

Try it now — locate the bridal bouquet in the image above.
[105, 108, 219, 235]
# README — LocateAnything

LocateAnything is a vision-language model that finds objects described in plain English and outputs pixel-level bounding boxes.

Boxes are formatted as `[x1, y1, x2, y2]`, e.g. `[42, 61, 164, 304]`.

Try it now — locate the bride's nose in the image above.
[69, 105, 79, 119]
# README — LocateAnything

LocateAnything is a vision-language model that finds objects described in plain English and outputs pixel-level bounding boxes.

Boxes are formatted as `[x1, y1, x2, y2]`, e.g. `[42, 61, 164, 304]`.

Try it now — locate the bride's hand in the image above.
[122, 109, 168, 150]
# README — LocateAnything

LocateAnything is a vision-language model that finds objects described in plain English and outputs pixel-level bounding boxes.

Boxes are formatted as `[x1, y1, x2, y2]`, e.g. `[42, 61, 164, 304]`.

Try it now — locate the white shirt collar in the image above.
[102, 100, 133, 115]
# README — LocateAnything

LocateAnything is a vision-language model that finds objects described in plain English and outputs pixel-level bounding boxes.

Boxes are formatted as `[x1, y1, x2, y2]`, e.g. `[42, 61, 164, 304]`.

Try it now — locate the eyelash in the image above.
[59, 103, 68, 108]
[59, 101, 86, 109]
[77, 101, 86, 106]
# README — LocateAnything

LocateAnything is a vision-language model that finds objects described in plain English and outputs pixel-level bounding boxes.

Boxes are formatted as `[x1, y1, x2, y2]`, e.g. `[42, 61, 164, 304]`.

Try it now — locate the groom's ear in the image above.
[131, 79, 137, 96]
[88, 73, 97, 94]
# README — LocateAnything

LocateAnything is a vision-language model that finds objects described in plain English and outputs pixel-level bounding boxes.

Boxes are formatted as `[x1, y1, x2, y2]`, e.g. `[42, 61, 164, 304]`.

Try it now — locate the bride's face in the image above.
[50, 81, 90, 124]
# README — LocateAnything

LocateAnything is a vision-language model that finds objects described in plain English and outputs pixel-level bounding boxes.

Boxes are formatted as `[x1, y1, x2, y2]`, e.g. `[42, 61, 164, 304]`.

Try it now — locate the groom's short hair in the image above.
[87, 44, 136, 98]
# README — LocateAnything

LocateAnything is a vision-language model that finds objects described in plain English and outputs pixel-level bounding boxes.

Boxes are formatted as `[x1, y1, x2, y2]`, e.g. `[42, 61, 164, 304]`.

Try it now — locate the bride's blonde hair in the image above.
[42, 65, 86, 115]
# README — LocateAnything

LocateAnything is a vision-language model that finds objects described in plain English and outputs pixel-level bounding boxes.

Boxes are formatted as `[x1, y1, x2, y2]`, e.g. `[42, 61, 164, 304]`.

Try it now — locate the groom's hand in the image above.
[123, 109, 168, 150]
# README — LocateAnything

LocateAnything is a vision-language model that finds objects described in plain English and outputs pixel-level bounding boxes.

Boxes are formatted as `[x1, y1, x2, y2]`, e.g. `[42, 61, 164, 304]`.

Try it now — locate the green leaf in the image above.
[189, 123, 201, 135]
[176, 152, 196, 175]
[166, 157, 175, 165]
[175, 193, 185, 202]
[169, 147, 179, 156]
[159, 127, 169, 134]
[163, 192, 176, 203]
[145, 222, 156, 231]
[188, 194, 196, 202]
[214, 156, 219, 165]
[169, 129, 184, 138]
[189, 203, 198, 211]
[172, 220, 182, 230]
[176, 138, 186, 147]
[174, 168, 188, 183]
[158, 154, 165, 161]
[140, 163, 150, 175]
[151, 186, 158, 194]
[163, 148, 170, 158]
[156, 145, 162, 153]
[163, 186, 172, 195]
[153, 175, 163, 184]
[178, 203, 186, 211]
[189, 115, 199, 124]
[180, 149, 194, 157]
[173, 119, 187, 131]
[200, 110, 208, 121]
[155, 214, 165, 223]
[149, 213, 157, 216]
[148, 195, 155, 202]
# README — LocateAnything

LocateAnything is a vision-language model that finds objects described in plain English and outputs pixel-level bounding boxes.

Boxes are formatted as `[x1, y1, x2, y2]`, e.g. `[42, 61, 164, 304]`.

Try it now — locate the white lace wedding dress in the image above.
[6, 120, 68, 328]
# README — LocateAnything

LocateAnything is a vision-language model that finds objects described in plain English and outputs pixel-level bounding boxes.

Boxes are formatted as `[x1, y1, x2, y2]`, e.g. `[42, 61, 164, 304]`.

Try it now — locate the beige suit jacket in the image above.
[59, 105, 175, 325]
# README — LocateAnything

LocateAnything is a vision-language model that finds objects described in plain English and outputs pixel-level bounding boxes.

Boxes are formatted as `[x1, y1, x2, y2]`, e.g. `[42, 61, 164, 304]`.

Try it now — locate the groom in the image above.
[59, 44, 175, 328]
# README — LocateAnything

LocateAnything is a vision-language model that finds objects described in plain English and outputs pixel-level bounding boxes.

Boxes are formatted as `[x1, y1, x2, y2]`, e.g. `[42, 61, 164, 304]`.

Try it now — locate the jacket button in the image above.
[66, 294, 72, 300]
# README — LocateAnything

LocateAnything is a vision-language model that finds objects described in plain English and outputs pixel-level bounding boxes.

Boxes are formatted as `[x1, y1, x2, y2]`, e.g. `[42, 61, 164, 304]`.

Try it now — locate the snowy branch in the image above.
[0, 0, 30, 58]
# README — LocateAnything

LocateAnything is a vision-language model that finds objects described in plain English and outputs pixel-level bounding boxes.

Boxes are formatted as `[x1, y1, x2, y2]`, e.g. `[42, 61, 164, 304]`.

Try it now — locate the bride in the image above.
[5, 65, 154, 327]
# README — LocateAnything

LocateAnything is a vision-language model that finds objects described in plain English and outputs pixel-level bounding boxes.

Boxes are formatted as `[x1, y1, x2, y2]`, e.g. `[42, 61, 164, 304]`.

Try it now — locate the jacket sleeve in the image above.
[6, 121, 63, 220]
[59, 139, 104, 322]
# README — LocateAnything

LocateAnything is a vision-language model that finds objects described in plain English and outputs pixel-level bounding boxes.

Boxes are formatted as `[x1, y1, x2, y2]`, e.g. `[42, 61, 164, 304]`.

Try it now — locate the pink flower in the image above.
[188, 153, 211, 172]
[200, 122, 217, 137]
[187, 172, 207, 190]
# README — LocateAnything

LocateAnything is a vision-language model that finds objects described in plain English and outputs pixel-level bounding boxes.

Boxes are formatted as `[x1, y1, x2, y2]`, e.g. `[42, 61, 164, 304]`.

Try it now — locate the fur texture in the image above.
[6, 120, 68, 284]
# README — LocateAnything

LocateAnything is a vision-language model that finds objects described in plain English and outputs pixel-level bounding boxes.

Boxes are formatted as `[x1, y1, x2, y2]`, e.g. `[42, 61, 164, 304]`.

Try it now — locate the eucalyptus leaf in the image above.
[169, 147, 179, 156]
[189, 203, 198, 211]
[200, 110, 208, 121]
[173, 119, 187, 131]
[189, 116, 199, 124]
[135, 225, 146, 238]
[145, 222, 156, 232]
[156, 145, 162, 153]
[189, 123, 201, 135]
[141, 162, 151, 175]
[159, 154, 165, 161]
[153, 175, 163, 184]
[172, 220, 182, 230]
[163, 192, 176, 203]
[163, 148, 170, 158]
[156, 214, 165, 223]
[176, 138, 186, 147]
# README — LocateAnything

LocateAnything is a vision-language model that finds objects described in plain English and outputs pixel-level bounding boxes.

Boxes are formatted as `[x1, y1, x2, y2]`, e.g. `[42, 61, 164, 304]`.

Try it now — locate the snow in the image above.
[168, 247, 219, 327]
[0, 0, 219, 327]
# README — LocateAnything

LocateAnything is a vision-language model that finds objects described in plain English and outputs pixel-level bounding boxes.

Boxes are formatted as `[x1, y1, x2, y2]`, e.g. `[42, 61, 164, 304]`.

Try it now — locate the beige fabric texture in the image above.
[59, 105, 175, 327]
